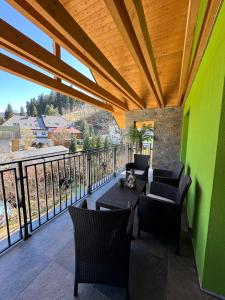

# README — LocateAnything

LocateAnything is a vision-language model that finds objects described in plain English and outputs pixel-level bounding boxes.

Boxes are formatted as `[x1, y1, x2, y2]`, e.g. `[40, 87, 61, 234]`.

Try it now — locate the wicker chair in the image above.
[126, 154, 150, 183]
[68, 200, 133, 299]
[153, 161, 184, 187]
[138, 175, 191, 254]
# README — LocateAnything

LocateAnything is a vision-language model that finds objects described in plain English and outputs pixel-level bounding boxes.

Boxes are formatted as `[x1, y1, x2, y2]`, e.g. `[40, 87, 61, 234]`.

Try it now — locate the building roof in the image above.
[3, 115, 71, 130]
[3, 116, 46, 130]
[0, 146, 69, 164]
[41, 115, 70, 128]
[51, 127, 81, 134]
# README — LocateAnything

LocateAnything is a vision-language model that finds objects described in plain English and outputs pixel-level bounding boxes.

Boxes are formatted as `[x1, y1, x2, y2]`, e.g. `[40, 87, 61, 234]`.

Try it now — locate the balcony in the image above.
[0, 147, 214, 300]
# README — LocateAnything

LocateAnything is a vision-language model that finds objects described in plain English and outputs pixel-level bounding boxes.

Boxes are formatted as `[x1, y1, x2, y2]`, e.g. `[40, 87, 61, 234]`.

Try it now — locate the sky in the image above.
[0, 0, 94, 112]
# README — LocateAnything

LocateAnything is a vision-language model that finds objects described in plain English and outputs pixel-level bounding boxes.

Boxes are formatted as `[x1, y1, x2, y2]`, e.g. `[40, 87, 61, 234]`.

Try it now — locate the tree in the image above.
[80, 120, 89, 134]
[5, 103, 14, 120]
[83, 133, 91, 150]
[45, 104, 59, 116]
[104, 136, 110, 148]
[30, 101, 37, 117]
[20, 106, 25, 116]
[69, 137, 77, 152]
[91, 135, 96, 149]
[127, 124, 153, 153]
[96, 135, 102, 149]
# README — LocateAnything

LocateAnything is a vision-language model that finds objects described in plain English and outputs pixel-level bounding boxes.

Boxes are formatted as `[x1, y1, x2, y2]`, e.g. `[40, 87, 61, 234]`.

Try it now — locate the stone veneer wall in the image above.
[126, 107, 183, 169]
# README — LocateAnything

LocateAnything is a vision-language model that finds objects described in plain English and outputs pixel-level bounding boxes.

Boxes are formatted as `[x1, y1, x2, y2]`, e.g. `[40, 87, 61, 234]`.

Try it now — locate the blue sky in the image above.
[0, 0, 94, 112]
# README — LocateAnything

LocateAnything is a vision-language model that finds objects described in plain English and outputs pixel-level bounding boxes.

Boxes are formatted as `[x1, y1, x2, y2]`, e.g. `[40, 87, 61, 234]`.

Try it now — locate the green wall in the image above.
[182, 2, 225, 296]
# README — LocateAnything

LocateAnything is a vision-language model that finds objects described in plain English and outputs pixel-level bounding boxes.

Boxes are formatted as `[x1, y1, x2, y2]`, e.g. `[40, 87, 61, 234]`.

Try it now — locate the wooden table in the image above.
[96, 178, 146, 210]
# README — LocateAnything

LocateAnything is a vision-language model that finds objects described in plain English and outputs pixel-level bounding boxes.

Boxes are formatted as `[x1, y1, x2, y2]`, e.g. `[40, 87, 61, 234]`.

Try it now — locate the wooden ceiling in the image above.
[0, 0, 223, 127]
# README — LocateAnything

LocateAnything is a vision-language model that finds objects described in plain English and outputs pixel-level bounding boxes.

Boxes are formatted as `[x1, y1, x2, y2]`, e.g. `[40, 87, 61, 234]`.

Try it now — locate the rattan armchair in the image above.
[126, 154, 150, 183]
[153, 161, 184, 187]
[69, 200, 133, 299]
[138, 175, 191, 254]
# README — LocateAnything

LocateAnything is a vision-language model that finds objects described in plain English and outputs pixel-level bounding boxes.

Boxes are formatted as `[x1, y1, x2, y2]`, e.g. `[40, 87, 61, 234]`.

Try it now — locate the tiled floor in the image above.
[0, 177, 216, 300]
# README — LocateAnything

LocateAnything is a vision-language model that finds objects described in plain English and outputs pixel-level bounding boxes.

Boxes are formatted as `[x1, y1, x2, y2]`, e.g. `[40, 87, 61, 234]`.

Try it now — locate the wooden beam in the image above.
[0, 53, 114, 113]
[52, 41, 61, 82]
[182, 0, 223, 104]
[104, 0, 163, 107]
[113, 111, 126, 129]
[6, 0, 145, 109]
[0, 19, 127, 111]
[177, 0, 201, 105]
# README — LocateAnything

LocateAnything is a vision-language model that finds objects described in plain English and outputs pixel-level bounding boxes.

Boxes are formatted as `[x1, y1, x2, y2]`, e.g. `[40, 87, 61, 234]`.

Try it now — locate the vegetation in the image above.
[69, 137, 77, 153]
[128, 124, 153, 153]
[4, 103, 14, 120]
[26, 91, 84, 116]
[20, 106, 25, 116]
[45, 104, 59, 116]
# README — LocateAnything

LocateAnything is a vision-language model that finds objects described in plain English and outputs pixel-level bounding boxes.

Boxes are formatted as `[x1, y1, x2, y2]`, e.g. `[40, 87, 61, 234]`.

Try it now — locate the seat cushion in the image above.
[147, 193, 176, 204]
[127, 169, 145, 176]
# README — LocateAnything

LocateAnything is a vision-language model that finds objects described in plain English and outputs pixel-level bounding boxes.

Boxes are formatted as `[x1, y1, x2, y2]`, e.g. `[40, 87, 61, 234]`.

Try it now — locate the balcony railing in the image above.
[0, 144, 152, 254]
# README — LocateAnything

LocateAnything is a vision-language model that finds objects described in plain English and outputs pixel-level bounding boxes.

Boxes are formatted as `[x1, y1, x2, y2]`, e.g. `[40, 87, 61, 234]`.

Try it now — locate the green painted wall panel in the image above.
[182, 1, 225, 295]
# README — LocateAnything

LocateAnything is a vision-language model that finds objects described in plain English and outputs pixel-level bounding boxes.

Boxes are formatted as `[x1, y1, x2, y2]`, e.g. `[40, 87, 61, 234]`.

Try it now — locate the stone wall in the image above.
[126, 107, 183, 169]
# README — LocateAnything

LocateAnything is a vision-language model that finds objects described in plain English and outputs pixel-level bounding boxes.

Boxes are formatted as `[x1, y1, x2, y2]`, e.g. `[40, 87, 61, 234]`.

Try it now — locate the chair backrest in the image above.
[172, 162, 184, 179]
[69, 204, 131, 264]
[176, 175, 192, 205]
[134, 154, 150, 170]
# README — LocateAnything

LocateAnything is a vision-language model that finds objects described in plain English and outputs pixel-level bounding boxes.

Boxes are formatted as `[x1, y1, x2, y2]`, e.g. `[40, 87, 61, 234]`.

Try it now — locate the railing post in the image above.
[113, 146, 117, 177]
[87, 151, 92, 194]
[18, 161, 31, 240]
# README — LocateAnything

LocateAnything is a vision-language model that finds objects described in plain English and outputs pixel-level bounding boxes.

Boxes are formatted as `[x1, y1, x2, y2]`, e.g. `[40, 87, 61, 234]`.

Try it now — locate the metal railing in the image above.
[0, 144, 135, 254]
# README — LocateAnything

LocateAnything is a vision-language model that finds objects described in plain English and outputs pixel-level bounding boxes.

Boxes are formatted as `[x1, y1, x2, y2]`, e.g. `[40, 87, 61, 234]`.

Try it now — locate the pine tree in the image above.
[104, 137, 110, 148]
[91, 135, 96, 149]
[5, 103, 14, 120]
[20, 106, 25, 116]
[30, 102, 37, 117]
[69, 137, 77, 153]
[96, 135, 102, 149]
[83, 133, 91, 151]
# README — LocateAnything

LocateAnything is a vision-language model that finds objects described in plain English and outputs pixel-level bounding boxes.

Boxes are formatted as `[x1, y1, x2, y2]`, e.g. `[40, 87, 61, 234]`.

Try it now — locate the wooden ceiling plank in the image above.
[124, 0, 164, 107]
[104, 0, 163, 107]
[178, 0, 201, 105]
[0, 53, 114, 113]
[6, 0, 145, 109]
[0, 19, 127, 111]
[182, 0, 223, 104]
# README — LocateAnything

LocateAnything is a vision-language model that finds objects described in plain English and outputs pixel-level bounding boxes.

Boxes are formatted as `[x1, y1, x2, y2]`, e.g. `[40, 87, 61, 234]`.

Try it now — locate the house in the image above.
[41, 115, 70, 132]
[2, 115, 74, 145]
[48, 126, 82, 147]
[3, 115, 48, 143]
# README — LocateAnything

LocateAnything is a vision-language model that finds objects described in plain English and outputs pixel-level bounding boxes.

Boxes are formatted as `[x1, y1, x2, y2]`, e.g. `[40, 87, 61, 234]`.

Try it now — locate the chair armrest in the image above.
[150, 182, 178, 201]
[126, 162, 135, 171]
[138, 195, 178, 221]
[153, 169, 173, 177]
[153, 176, 179, 186]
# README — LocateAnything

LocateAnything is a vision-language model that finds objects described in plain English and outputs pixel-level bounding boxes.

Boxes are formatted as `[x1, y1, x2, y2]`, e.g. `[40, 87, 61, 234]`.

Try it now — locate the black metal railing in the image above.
[0, 144, 138, 254]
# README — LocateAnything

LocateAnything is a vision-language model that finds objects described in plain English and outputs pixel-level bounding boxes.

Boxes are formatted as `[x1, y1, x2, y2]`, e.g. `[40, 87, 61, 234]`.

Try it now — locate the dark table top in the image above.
[96, 178, 146, 210]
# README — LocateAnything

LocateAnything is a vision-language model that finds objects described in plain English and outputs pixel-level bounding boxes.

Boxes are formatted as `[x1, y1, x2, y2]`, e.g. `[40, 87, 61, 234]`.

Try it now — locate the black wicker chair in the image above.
[126, 154, 150, 183]
[153, 161, 184, 187]
[69, 200, 133, 299]
[138, 175, 191, 254]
